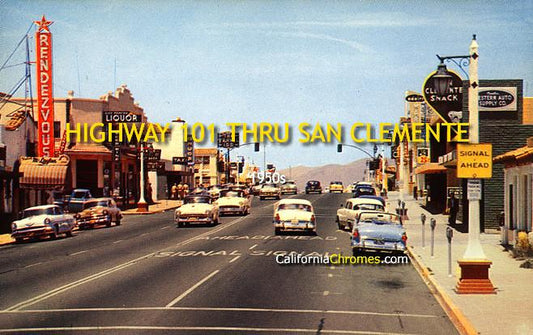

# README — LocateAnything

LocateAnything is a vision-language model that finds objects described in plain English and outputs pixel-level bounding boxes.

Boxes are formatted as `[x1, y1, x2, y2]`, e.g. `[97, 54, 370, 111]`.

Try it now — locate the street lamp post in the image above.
[137, 144, 148, 212]
[433, 35, 494, 293]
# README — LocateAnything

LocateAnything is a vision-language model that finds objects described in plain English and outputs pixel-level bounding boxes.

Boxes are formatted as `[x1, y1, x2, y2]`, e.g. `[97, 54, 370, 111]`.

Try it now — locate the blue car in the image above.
[351, 212, 407, 255]
[66, 189, 93, 213]
[357, 195, 386, 206]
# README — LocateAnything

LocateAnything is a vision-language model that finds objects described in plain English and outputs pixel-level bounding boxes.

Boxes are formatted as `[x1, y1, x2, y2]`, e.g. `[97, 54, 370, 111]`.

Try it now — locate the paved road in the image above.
[0, 193, 458, 334]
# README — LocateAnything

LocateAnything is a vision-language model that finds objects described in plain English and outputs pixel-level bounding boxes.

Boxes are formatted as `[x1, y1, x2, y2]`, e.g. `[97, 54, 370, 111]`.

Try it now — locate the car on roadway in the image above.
[353, 185, 376, 198]
[75, 197, 122, 229]
[305, 180, 322, 194]
[281, 180, 298, 195]
[207, 185, 224, 200]
[329, 181, 344, 193]
[175, 195, 219, 227]
[273, 198, 316, 235]
[215, 189, 251, 215]
[259, 183, 281, 200]
[336, 198, 385, 231]
[351, 212, 407, 255]
[357, 195, 386, 206]
[11, 205, 76, 242]
[66, 188, 93, 213]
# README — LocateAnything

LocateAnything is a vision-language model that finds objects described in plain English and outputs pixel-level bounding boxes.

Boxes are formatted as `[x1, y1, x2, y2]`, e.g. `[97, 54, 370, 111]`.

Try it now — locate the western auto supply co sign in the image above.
[457, 143, 492, 179]
[34, 16, 55, 157]
[478, 87, 517, 112]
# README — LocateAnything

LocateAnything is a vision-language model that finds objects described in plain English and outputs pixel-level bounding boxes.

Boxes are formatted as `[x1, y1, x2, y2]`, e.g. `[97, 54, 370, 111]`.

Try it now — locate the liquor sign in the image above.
[34, 16, 55, 157]
[217, 131, 240, 149]
[422, 69, 463, 124]
[102, 111, 142, 123]
[479, 87, 517, 112]
[186, 135, 194, 166]
[457, 143, 492, 179]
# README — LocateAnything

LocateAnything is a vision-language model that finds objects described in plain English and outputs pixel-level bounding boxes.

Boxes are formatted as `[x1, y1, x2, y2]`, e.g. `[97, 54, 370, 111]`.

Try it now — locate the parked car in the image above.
[305, 180, 322, 194]
[215, 189, 251, 215]
[75, 197, 122, 229]
[66, 188, 93, 213]
[11, 205, 76, 242]
[175, 195, 219, 227]
[336, 198, 385, 231]
[273, 199, 316, 235]
[251, 183, 263, 196]
[281, 180, 298, 195]
[259, 183, 281, 200]
[329, 181, 344, 193]
[353, 185, 376, 198]
[351, 212, 407, 255]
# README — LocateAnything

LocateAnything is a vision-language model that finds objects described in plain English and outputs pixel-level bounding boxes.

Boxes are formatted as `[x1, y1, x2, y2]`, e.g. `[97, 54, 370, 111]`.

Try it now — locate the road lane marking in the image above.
[112, 239, 123, 244]
[5, 201, 286, 312]
[0, 326, 421, 334]
[229, 255, 240, 263]
[166, 270, 220, 307]
[160, 226, 170, 230]
[24, 262, 42, 268]
[249, 244, 258, 250]
[0, 306, 439, 318]
[70, 250, 88, 256]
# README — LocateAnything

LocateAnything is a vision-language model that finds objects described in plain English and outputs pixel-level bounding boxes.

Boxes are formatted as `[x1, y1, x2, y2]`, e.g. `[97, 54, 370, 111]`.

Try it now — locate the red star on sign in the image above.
[34, 15, 53, 32]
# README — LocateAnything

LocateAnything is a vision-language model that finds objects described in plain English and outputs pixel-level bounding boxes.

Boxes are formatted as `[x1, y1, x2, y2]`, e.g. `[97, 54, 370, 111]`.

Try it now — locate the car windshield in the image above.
[263, 184, 277, 188]
[331, 181, 342, 185]
[308, 181, 319, 185]
[84, 200, 108, 209]
[184, 197, 210, 204]
[220, 190, 244, 198]
[359, 213, 402, 224]
[278, 203, 312, 212]
[72, 191, 88, 198]
[23, 208, 54, 217]
[356, 204, 384, 211]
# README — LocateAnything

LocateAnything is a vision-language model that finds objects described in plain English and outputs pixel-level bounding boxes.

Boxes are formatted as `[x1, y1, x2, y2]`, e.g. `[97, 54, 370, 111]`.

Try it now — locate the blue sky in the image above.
[1, 0, 532, 169]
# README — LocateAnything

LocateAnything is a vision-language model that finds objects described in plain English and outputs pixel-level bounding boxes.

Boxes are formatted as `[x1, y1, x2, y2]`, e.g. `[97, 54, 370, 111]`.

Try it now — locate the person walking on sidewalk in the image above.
[448, 193, 459, 225]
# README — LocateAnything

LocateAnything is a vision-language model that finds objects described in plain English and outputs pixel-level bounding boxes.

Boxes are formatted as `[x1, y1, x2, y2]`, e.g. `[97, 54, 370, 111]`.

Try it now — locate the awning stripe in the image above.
[19, 164, 68, 189]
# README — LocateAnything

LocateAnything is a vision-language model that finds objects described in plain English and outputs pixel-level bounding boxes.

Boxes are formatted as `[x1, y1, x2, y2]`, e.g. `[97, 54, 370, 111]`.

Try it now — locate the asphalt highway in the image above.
[0, 193, 459, 334]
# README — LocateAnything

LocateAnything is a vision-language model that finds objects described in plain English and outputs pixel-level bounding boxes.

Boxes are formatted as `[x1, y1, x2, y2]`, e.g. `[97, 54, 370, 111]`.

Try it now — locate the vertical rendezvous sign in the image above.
[34, 16, 55, 157]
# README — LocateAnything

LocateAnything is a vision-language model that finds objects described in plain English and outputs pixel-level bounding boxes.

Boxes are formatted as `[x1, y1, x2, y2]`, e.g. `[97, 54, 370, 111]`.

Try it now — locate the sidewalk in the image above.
[387, 191, 533, 335]
[121, 199, 182, 215]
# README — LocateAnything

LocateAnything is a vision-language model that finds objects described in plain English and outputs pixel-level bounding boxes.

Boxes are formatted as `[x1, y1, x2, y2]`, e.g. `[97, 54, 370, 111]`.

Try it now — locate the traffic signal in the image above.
[337, 144, 342, 153]
[254, 142, 260, 152]
[238, 162, 244, 173]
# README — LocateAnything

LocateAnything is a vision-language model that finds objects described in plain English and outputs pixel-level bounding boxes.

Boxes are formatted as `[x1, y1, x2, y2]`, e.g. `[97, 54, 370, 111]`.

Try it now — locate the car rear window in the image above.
[278, 204, 312, 212]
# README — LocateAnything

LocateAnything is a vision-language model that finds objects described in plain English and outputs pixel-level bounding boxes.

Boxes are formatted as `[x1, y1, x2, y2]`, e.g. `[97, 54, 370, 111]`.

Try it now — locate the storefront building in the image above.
[194, 148, 222, 187]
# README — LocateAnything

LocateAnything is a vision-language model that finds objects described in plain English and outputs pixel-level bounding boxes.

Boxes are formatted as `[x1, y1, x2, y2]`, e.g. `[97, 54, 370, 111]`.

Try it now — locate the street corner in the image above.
[0, 234, 15, 246]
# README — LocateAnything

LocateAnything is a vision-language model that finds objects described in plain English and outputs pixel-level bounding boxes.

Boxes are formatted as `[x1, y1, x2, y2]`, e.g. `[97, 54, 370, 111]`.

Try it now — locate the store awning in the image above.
[18, 156, 70, 190]
[415, 163, 447, 175]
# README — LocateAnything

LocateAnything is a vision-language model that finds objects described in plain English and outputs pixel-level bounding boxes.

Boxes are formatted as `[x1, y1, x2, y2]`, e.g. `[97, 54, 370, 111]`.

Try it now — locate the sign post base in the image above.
[456, 260, 496, 294]
[137, 201, 149, 213]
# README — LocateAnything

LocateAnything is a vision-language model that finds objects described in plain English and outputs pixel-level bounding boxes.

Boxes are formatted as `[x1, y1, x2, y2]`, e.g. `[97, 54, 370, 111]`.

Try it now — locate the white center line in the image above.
[70, 250, 88, 256]
[229, 255, 240, 263]
[160, 226, 170, 230]
[112, 240, 123, 244]
[24, 262, 42, 269]
[249, 244, 258, 250]
[166, 270, 220, 307]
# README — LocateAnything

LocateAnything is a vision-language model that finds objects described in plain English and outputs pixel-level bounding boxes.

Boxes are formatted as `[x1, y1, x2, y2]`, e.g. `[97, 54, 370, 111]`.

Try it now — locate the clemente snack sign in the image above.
[34, 15, 55, 157]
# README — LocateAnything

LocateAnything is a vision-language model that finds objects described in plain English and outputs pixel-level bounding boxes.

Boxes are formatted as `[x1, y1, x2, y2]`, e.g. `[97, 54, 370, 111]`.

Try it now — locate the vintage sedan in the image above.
[215, 189, 251, 215]
[11, 205, 76, 242]
[305, 180, 322, 194]
[175, 195, 219, 227]
[353, 185, 376, 198]
[207, 185, 224, 200]
[75, 198, 122, 229]
[329, 181, 344, 193]
[66, 188, 93, 213]
[280, 180, 298, 195]
[336, 198, 385, 231]
[259, 183, 281, 200]
[273, 199, 316, 235]
[351, 212, 407, 255]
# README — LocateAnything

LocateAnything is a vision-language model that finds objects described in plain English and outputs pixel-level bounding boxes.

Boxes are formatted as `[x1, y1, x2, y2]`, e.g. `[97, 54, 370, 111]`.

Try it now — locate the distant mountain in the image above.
[278, 159, 368, 191]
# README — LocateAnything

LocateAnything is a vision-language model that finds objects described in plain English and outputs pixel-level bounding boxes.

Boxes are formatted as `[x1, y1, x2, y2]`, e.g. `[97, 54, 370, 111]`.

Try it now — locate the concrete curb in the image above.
[0, 234, 14, 246]
[122, 205, 181, 216]
[407, 246, 478, 335]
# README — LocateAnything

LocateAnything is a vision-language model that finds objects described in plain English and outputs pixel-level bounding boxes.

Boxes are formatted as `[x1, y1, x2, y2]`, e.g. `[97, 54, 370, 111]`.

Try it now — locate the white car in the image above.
[280, 180, 298, 195]
[175, 195, 219, 227]
[336, 198, 385, 231]
[259, 183, 281, 200]
[215, 189, 251, 216]
[273, 199, 316, 235]
[11, 205, 76, 242]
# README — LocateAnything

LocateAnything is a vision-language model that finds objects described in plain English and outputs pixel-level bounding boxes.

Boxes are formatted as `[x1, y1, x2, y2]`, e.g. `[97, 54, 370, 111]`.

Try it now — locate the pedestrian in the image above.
[171, 183, 178, 200]
[448, 193, 459, 225]
[183, 183, 189, 197]
[178, 183, 184, 200]
[413, 185, 418, 200]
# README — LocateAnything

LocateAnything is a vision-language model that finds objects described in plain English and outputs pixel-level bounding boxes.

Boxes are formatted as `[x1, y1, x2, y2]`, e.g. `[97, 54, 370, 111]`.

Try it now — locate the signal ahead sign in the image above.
[457, 143, 492, 179]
